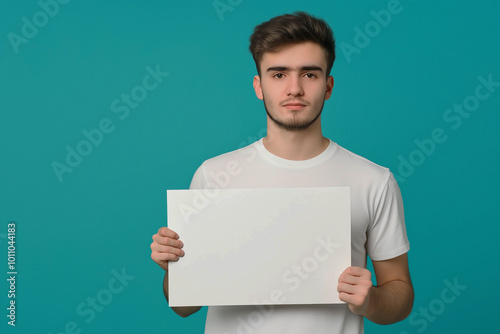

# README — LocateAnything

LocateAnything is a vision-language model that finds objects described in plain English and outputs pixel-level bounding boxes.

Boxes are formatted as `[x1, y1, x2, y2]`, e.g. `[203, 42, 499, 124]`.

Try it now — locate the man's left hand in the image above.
[337, 266, 373, 315]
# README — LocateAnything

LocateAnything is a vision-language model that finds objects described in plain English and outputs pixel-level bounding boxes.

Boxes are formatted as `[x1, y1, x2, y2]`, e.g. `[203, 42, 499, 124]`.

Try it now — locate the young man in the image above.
[151, 12, 413, 333]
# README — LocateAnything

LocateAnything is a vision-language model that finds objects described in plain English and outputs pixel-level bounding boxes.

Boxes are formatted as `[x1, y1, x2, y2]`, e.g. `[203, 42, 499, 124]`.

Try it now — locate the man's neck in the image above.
[263, 119, 330, 161]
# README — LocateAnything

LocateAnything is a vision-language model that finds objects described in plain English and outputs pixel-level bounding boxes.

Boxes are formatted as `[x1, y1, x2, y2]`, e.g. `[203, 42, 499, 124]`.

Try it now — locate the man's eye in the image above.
[273, 73, 284, 79]
[305, 73, 316, 78]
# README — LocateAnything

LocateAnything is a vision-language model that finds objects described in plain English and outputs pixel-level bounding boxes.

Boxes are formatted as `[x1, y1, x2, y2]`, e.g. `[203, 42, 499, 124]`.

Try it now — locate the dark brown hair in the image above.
[249, 11, 336, 77]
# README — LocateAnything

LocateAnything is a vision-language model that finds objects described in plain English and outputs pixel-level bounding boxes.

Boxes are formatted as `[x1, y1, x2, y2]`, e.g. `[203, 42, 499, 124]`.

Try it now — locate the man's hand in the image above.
[150, 227, 185, 271]
[337, 266, 373, 315]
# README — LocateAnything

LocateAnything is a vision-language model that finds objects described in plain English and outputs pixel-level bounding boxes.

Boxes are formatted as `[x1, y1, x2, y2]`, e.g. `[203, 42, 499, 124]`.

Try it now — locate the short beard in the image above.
[263, 96, 324, 132]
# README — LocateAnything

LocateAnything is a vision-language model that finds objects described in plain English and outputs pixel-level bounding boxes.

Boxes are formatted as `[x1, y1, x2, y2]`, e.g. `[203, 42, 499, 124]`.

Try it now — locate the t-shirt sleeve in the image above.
[366, 172, 410, 261]
[189, 164, 207, 190]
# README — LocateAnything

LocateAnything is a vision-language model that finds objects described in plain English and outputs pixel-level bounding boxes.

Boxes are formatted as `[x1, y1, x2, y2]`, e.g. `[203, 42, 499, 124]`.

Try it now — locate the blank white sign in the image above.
[167, 187, 350, 307]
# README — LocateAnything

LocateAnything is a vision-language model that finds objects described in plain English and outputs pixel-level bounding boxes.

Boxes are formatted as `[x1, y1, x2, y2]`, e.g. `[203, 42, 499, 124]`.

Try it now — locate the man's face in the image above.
[253, 42, 334, 131]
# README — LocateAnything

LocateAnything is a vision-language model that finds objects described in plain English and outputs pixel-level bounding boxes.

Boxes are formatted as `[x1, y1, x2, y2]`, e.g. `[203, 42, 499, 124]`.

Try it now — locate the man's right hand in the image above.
[151, 227, 185, 271]
[151, 227, 200, 317]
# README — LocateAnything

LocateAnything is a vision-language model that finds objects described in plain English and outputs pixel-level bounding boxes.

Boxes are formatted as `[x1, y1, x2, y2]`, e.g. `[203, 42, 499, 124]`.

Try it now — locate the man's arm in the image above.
[337, 253, 414, 324]
[162, 271, 202, 318]
[151, 227, 201, 318]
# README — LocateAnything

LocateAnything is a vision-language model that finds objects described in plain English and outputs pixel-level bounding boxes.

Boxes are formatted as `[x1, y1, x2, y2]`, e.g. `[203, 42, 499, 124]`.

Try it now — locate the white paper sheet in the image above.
[167, 187, 350, 306]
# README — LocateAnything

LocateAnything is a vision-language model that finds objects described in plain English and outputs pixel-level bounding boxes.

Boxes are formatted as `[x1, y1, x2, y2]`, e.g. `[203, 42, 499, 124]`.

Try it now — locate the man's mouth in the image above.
[282, 102, 307, 110]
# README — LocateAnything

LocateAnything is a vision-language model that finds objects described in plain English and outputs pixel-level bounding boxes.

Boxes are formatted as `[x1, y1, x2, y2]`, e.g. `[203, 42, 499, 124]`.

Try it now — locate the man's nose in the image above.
[286, 75, 304, 96]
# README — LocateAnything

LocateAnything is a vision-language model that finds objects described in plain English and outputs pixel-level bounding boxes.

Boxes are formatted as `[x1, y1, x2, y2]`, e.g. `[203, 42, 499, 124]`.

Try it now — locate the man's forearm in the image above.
[163, 272, 201, 318]
[363, 279, 414, 324]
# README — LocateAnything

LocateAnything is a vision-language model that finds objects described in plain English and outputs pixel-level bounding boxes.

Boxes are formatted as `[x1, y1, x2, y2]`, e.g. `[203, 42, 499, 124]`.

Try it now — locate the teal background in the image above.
[1, 0, 499, 333]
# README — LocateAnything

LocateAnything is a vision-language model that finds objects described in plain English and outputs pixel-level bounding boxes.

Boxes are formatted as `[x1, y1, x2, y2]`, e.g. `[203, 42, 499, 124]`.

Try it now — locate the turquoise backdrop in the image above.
[1, 1, 499, 333]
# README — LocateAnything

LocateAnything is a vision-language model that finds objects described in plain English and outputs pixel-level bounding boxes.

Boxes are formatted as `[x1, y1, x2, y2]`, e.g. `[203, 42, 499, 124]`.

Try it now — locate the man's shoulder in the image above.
[198, 141, 258, 170]
[332, 142, 392, 181]
[189, 141, 259, 189]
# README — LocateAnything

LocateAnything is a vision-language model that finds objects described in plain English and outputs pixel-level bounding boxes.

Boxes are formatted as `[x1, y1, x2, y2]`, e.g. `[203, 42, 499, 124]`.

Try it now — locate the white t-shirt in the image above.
[189, 138, 410, 334]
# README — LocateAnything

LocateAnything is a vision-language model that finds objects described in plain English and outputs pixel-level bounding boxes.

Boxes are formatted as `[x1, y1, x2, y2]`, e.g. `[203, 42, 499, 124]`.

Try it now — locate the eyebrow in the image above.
[266, 66, 324, 73]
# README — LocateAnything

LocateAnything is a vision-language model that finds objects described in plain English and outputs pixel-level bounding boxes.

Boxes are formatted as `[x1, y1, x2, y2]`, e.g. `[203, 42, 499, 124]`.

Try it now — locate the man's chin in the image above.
[263, 99, 324, 132]
[269, 117, 318, 131]
[267, 111, 322, 131]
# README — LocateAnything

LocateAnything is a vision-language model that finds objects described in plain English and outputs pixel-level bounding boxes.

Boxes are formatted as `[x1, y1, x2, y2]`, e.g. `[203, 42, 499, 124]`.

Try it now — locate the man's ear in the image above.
[324, 75, 334, 101]
[253, 75, 263, 100]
